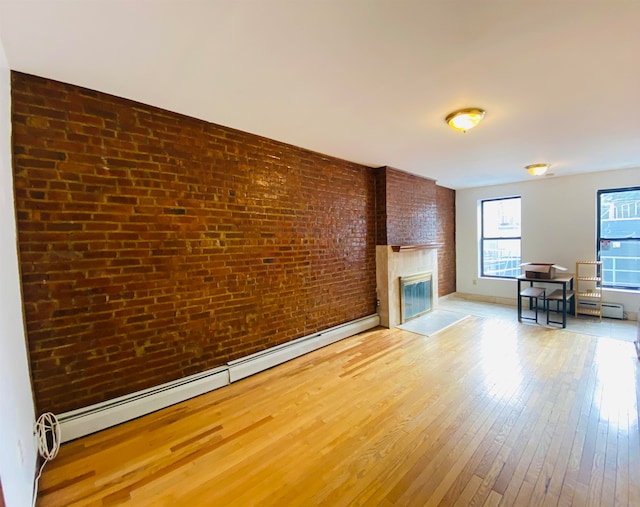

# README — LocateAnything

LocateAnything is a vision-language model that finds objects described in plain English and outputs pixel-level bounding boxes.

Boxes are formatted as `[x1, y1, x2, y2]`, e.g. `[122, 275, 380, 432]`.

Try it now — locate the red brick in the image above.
[12, 72, 455, 415]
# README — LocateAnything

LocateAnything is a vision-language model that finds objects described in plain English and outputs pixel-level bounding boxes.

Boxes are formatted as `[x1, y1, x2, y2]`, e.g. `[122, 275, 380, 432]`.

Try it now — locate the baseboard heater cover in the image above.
[57, 314, 379, 442]
[539, 300, 625, 320]
[58, 366, 230, 443]
[577, 301, 624, 319]
[228, 314, 380, 382]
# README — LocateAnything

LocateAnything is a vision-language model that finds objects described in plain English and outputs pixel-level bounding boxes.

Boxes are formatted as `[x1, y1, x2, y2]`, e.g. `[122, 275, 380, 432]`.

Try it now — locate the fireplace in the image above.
[376, 244, 440, 328]
[400, 272, 432, 323]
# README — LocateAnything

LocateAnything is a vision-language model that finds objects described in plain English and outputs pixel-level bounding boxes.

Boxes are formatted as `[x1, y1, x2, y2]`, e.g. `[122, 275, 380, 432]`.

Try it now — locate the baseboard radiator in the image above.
[228, 314, 379, 382]
[58, 366, 230, 443]
[539, 299, 625, 320]
[58, 314, 379, 443]
[577, 301, 624, 319]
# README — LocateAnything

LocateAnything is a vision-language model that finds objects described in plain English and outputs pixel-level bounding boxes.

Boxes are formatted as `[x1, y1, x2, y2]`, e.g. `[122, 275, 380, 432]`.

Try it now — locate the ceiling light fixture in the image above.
[445, 108, 486, 132]
[525, 164, 550, 176]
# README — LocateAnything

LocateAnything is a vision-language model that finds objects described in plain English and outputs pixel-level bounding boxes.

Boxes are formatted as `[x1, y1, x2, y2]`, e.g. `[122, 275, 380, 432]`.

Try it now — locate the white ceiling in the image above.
[1, 0, 639, 189]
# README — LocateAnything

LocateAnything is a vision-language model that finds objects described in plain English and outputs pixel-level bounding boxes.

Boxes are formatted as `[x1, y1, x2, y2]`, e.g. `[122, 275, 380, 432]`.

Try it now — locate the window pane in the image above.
[483, 239, 521, 277]
[600, 239, 640, 289]
[598, 187, 640, 290]
[483, 198, 521, 237]
[600, 189, 640, 239]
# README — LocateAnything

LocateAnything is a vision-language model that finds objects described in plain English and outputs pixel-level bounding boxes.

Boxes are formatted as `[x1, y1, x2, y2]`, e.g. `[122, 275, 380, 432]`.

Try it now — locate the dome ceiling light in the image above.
[445, 108, 486, 132]
[525, 164, 550, 176]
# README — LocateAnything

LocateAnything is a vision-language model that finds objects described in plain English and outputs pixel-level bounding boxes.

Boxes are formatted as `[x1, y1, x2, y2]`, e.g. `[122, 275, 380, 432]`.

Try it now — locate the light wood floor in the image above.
[37, 315, 640, 506]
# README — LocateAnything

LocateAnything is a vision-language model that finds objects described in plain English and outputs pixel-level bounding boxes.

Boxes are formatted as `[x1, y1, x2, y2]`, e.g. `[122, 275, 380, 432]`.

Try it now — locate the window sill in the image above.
[603, 287, 640, 294]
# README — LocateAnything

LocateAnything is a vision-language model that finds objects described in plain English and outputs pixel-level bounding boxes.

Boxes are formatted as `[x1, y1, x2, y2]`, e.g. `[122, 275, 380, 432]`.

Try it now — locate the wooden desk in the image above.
[517, 274, 574, 328]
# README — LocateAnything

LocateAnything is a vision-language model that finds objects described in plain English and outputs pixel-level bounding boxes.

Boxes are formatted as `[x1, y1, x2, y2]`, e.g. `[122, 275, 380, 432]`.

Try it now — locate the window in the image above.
[481, 196, 521, 278]
[597, 187, 640, 290]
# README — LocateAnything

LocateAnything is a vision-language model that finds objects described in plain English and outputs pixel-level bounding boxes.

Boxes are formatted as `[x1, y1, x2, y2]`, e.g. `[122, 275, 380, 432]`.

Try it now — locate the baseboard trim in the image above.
[58, 366, 230, 443]
[228, 314, 380, 382]
[451, 292, 638, 321]
[58, 314, 379, 442]
[452, 292, 516, 307]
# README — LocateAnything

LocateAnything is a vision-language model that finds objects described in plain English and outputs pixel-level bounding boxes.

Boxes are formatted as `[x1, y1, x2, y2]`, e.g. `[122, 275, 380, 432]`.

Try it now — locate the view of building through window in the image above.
[481, 196, 521, 278]
[598, 187, 640, 290]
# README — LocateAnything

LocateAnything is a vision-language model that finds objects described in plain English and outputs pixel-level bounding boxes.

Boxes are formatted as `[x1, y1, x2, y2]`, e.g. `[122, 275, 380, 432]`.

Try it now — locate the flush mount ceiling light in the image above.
[525, 164, 550, 176]
[445, 108, 486, 132]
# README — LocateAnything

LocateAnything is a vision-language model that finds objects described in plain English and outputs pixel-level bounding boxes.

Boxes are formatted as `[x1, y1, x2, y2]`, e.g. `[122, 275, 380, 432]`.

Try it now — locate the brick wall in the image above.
[376, 166, 438, 246]
[374, 167, 388, 245]
[376, 166, 455, 297]
[11, 73, 456, 415]
[436, 185, 456, 296]
[11, 72, 378, 414]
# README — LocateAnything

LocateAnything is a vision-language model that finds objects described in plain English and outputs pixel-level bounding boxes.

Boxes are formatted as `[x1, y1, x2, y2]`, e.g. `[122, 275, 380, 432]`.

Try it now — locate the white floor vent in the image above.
[578, 301, 624, 319]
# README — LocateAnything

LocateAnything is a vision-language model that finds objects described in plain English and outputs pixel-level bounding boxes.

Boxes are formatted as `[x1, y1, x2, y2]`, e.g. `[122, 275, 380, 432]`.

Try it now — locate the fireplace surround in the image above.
[376, 244, 440, 328]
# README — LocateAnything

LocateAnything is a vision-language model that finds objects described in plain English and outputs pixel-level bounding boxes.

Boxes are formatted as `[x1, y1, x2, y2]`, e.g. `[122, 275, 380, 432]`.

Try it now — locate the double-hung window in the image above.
[481, 196, 521, 278]
[597, 187, 640, 290]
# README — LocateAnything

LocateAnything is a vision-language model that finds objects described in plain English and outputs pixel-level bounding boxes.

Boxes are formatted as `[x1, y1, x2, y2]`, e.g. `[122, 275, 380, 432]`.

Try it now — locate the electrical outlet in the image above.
[472, 279, 477, 285]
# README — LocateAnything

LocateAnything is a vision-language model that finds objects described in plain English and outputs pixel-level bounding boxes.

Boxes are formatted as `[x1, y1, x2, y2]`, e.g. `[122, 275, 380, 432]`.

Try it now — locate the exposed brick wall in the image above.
[376, 166, 455, 296]
[377, 166, 438, 246]
[11, 72, 377, 414]
[436, 185, 456, 296]
[374, 167, 388, 245]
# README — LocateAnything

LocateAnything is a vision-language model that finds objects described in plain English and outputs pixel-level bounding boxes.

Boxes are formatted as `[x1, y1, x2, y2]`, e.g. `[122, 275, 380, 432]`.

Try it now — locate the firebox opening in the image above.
[400, 272, 432, 324]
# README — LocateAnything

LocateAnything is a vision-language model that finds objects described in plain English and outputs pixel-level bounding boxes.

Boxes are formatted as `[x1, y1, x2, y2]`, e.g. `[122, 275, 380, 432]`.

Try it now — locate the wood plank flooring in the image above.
[36, 315, 640, 506]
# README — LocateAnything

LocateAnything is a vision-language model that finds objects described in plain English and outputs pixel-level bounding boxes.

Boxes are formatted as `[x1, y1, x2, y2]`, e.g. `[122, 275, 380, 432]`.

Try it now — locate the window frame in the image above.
[597, 185, 640, 291]
[480, 196, 522, 279]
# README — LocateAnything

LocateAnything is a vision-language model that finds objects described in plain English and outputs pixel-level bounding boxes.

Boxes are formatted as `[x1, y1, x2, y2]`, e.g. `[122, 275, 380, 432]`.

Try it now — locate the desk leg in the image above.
[569, 278, 574, 315]
[562, 283, 567, 328]
[517, 279, 522, 322]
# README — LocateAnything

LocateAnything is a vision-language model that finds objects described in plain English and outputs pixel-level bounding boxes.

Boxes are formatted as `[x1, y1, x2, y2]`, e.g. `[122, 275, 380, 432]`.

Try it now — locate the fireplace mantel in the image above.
[390, 243, 443, 253]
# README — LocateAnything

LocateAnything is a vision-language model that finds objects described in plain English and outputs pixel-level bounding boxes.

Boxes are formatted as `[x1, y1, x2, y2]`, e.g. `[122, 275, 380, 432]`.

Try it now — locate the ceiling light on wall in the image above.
[445, 108, 486, 132]
[525, 164, 550, 176]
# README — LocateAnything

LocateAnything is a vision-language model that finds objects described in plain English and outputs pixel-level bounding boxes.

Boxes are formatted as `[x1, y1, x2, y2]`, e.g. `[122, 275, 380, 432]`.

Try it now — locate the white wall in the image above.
[456, 167, 640, 318]
[0, 37, 37, 506]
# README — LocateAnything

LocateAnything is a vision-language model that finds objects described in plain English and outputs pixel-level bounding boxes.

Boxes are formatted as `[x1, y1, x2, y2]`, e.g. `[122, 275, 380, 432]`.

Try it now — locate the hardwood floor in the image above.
[37, 315, 640, 506]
